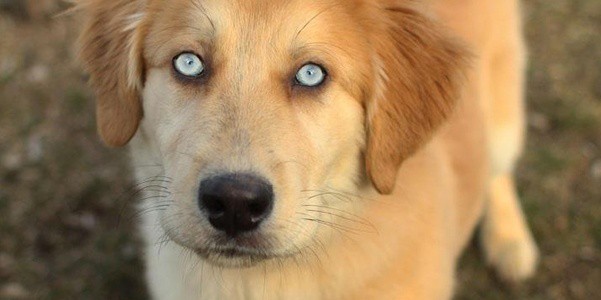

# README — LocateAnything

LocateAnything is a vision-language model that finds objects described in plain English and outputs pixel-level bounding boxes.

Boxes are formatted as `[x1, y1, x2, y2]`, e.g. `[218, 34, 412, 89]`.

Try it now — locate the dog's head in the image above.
[78, 0, 466, 267]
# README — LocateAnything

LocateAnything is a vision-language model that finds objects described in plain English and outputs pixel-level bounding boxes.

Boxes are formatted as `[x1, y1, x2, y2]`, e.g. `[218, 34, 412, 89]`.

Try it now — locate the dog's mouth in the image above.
[192, 243, 303, 268]
[193, 246, 273, 267]
[186, 234, 299, 268]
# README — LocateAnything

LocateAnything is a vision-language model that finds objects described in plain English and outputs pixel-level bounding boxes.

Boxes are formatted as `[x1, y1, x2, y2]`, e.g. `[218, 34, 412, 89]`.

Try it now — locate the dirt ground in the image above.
[0, 0, 600, 299]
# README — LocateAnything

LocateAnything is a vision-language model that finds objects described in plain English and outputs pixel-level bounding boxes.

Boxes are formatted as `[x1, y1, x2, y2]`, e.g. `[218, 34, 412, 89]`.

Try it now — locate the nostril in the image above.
[247, 199, 270, 218]
[203, 194, 225, 217]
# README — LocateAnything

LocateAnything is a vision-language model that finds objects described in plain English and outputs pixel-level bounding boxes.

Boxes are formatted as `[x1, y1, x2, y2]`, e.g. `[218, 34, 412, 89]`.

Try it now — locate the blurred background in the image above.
[0, 0, 599, 299]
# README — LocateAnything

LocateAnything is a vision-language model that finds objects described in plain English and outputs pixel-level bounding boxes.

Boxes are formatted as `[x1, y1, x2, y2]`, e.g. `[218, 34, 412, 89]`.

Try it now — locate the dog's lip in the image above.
[194, 246, 271, 259]
[194, 235, 274, 259]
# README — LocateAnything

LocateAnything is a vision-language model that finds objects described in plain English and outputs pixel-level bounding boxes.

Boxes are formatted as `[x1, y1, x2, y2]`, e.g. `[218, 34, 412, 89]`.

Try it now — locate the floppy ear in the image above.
[77, 0, 145, 146]
[366, 5, 468, 194]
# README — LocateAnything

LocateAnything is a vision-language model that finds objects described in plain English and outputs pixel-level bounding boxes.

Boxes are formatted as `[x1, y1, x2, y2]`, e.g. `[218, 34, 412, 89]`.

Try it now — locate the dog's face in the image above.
[78, 0, 465, 267]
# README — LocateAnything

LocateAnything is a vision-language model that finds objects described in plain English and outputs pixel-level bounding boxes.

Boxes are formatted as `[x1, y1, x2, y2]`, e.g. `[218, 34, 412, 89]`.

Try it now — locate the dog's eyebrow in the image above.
[294, 4, 341, 42]
[191, 0, 216, 33]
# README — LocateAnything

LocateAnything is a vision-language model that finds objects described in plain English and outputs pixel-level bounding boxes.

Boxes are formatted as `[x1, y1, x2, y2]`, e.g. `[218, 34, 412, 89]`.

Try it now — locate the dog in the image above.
[75, 0, 538, 299]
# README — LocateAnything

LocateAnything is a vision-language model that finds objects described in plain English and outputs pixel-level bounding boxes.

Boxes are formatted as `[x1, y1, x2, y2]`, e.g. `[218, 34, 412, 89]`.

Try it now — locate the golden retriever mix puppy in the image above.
[75, 0, 538, 298]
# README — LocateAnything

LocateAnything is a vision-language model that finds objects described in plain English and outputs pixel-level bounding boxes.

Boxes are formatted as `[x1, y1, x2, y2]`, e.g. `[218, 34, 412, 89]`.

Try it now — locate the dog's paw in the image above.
[485, 236, 539, 282]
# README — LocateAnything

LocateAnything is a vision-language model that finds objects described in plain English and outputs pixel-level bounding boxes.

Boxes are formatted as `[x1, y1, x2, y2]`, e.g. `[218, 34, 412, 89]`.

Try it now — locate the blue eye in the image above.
[173, 52, 205, 77]
[295, 63, 326, 87]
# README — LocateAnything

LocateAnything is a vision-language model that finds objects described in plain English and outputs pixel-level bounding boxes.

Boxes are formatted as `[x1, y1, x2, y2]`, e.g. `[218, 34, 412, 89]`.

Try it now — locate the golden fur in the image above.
[76, 0, 538, 299]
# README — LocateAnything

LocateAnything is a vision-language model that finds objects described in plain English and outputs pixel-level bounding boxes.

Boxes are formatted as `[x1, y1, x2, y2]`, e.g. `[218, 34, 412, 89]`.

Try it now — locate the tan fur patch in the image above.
[77, 0, 146, 146]
[364, 4, 469, 193]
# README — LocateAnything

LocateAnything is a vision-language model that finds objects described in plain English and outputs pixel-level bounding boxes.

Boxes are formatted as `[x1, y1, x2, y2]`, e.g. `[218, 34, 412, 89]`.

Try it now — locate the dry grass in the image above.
[0, 0, 600, 299]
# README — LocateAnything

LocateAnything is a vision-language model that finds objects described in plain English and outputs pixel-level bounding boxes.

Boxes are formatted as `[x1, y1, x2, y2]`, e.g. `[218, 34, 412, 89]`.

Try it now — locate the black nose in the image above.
[198, 173, 274, 236]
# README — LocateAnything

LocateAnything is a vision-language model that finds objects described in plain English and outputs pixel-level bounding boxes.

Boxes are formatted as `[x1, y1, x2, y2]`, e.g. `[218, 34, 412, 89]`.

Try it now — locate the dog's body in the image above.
[76, 0, 537, 299]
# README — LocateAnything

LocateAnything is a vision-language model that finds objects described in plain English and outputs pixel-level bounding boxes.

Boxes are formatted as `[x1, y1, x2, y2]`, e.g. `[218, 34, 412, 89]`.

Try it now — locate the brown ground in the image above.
[0, 0, 600, 299]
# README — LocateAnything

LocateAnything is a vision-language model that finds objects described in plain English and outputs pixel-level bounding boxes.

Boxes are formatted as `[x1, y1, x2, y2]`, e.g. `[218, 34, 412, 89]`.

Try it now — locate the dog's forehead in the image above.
[162, 0, 359, 46]
[202, 0, 348, 27]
